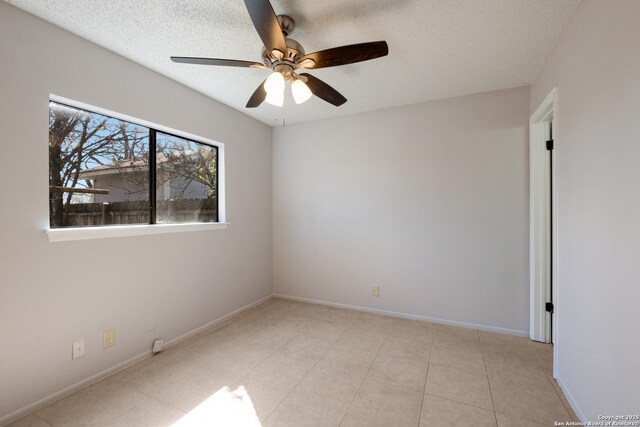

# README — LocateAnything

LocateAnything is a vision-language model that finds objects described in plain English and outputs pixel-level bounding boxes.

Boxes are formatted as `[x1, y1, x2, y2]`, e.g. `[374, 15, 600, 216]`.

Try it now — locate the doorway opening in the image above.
[530, 87, 557, 346]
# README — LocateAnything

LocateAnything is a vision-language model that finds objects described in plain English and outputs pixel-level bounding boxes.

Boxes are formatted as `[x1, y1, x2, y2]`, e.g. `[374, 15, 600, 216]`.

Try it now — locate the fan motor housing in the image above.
[262, 15, 305, 69]
[262, 38, 305, 68]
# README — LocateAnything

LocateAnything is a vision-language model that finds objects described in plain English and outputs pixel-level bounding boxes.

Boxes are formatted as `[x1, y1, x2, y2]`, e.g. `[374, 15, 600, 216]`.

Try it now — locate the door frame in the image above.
[529, 87, 558, 355]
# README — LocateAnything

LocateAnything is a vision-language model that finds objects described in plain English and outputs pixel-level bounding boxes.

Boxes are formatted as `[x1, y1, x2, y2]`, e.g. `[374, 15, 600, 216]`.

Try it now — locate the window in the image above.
[49, 100, 219, 229]
[155, 132, 218, 224]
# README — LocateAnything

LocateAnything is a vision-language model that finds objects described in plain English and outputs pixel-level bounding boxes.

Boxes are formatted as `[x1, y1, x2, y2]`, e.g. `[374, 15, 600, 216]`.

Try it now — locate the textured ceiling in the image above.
[5, 0, 579, 126]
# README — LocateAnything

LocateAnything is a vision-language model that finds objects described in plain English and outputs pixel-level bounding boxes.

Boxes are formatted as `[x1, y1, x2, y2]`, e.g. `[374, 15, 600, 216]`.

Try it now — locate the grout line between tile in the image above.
[416, 329, 435, 427]
[477, 330, 499, 426]
[31, 413, 53, 427]
[260, 327, 350, 424]
[534, 347, 575, 420]
[134, 319, 275, 415]
[495, 412, 548, 427]
[422, 392, 497, 413]
[134, 370, 233, 415]
[337, 334, 388, 426]
[103, 406, 137, 426]
[546, 373, 575, 417]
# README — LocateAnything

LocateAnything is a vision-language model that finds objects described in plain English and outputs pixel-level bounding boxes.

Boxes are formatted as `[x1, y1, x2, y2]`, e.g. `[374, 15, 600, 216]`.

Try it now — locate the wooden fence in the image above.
[61, 199, 217, 226]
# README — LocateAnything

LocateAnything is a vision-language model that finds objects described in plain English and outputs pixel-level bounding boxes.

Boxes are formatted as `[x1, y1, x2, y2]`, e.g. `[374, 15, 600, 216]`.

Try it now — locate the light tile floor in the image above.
[7, 298, 579, 427]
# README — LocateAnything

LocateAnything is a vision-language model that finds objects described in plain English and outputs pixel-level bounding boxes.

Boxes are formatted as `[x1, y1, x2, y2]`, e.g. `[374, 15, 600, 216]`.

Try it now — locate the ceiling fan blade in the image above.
[171, 57, 267, 68]
[299, 41, 388, 69]
[246, 79, 268, 108]
[299, 73, 347, 107]
[243, 0, 287, 55]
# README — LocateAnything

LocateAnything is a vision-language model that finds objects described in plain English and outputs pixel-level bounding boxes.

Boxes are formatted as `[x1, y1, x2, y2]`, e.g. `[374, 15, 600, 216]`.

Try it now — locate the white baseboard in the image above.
[274, 293, 528, 337]
[163, 294, 273, 347]
[0, 294, 272, 427]
[1, 351, 153, 427]
[3, 292, 529, 426]
[556, 375, 588, 423]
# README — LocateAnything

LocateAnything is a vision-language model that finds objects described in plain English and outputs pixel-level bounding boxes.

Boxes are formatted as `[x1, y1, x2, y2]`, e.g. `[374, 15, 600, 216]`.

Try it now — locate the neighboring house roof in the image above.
[78, 158, 148, 179]
[79, 151, 197, 179]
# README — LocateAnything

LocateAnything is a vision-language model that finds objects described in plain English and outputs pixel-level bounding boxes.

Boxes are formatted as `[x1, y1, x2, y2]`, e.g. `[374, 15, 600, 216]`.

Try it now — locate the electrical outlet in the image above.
[103, 328, 116, 349]
[72, 339, 85, 359]
[372, 286, 380, 297]
[152, 338, 164, 354]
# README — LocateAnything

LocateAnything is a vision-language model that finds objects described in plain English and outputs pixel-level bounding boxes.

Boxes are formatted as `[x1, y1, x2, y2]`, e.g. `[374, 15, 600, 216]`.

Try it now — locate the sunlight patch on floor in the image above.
[171, 386, 261, 427]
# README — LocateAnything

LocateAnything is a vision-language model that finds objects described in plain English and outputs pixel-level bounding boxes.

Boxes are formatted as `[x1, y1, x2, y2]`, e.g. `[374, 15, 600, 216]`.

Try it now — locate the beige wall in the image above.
[273, 87, 530, 334]
[0, 2, 272, 421]
[529, 0, 640, 420]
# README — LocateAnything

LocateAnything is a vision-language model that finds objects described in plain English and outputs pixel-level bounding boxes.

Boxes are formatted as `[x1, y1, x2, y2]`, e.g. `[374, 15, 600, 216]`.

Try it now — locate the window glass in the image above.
[155, 132, 218, 224]
[49, 102, 150, 227]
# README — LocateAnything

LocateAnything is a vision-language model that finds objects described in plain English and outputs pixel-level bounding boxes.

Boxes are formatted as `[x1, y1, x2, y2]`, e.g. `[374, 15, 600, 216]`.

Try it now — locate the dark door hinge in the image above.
[545, 302, 554, 313]
[546, 139, 554, 150]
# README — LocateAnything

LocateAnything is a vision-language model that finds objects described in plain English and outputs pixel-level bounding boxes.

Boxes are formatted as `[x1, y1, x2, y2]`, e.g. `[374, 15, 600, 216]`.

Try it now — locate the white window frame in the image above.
[46, 94, 227, 242]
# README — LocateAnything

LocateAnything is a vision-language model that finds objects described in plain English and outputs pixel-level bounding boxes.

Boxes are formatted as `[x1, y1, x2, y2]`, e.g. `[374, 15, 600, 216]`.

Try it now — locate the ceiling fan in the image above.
[170, 0, 389, 108]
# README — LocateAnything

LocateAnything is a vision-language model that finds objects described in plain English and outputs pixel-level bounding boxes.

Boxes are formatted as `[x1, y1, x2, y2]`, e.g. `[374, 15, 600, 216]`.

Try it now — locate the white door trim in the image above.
[529, 87, 558, 347]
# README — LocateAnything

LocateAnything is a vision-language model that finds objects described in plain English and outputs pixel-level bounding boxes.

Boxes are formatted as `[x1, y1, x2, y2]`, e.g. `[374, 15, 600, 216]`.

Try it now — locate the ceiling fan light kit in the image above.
[265, 89, 284, 107]
[264, 71, 285, 95]
[291, 79, 313, 104]
[171, 0, 389, 109]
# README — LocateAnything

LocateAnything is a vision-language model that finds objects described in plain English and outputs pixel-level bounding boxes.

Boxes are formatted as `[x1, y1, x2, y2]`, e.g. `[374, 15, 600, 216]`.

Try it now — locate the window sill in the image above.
[46, 222, 229, 242]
